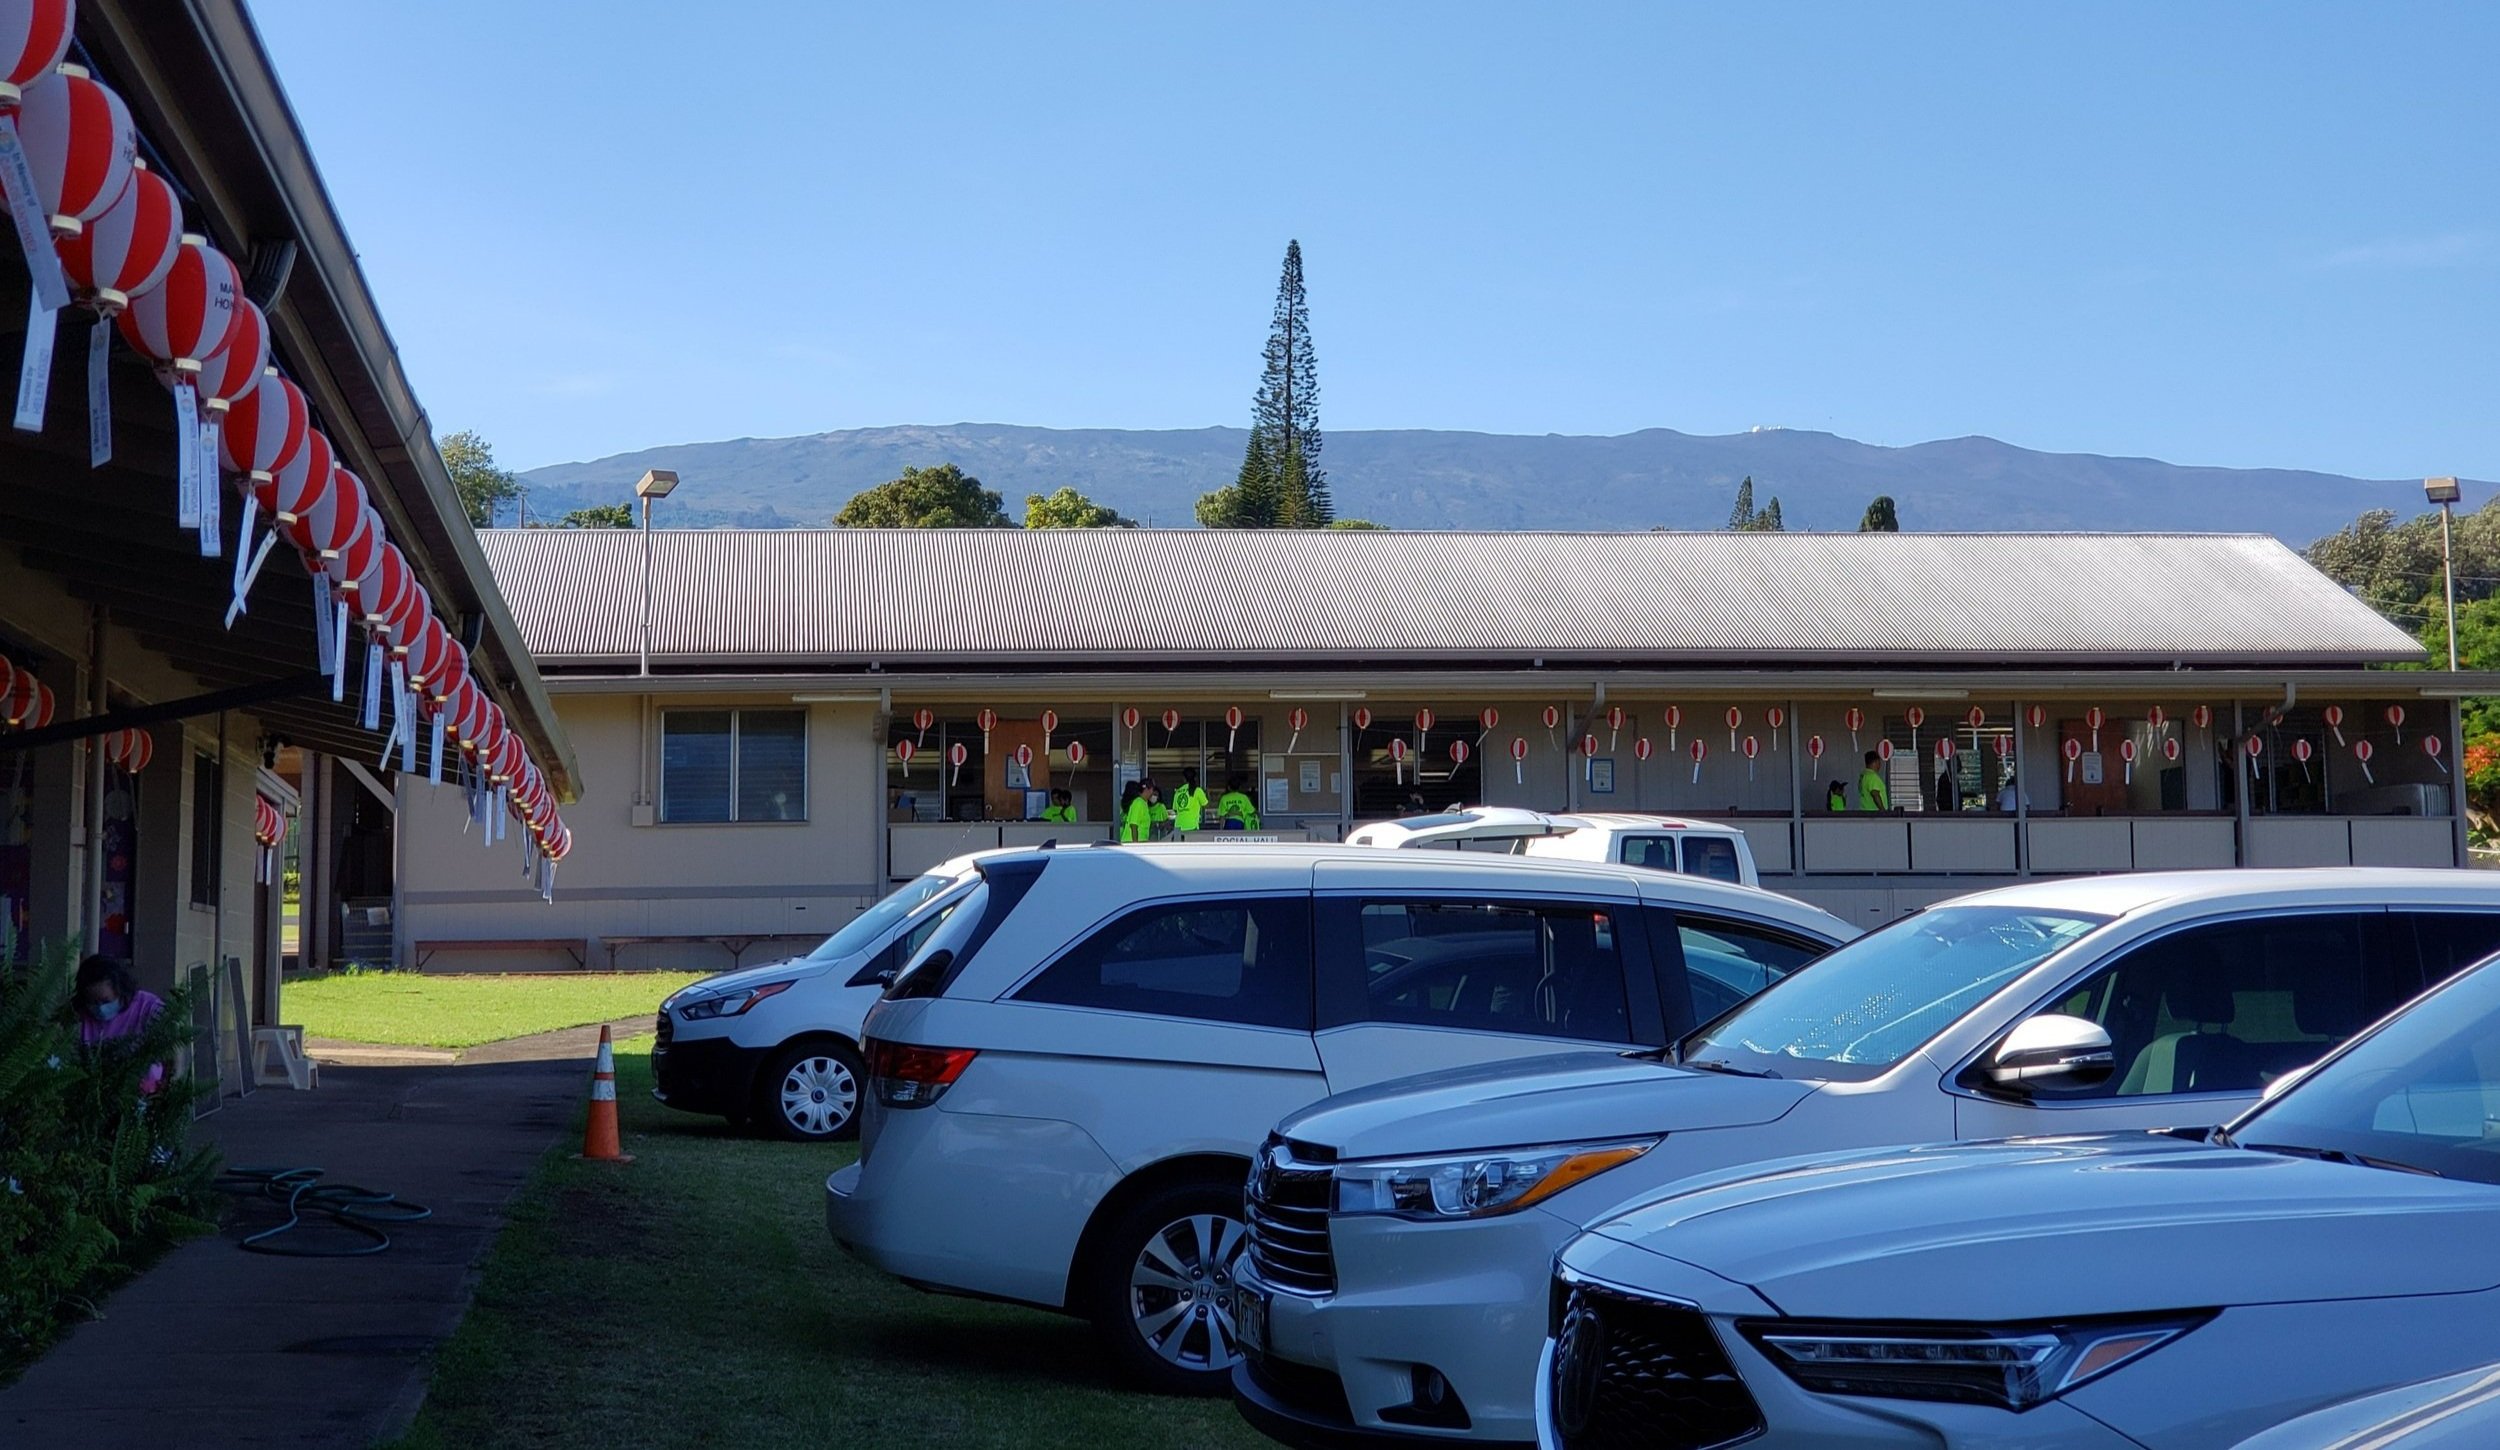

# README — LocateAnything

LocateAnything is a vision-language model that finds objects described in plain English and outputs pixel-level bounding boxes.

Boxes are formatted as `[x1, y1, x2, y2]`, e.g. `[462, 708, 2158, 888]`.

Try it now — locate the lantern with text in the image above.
[1225, 705, 1244, 752]
[217, 369, 308, 619]
[2386, 704, 2406, 744]
[12, 62, 139, 431]
[2063, 737, 2082, 782]
[0, 5, 73, 308]
[118, 234, 241, 533]
[1807, 734, 1825, 778]
[2354, 737, 2375, 784]
[1285, 707, 1308, 753]
[2324, 705, 2346, 747]
[2425, 734, 2448, 775]
[1688, 737, 1707, 784]
[977, 708, 998, 752]
[2117, 737, 2136, 785]
[55, 162, 177, 466]
[1039, 709, 1058, 754]
[2292, 737, 2314, 780]
[191, 297, 271, 536]
[1509, 733, 1527, 783]
[948, 740, 968, 787]
[1742, 734, 1759, 780]
[1844, 707, 1864, 751]
[1388, 735, 1408, 785]
[1605, 705, 1624, 750]
[1765, 706, 1785, 749]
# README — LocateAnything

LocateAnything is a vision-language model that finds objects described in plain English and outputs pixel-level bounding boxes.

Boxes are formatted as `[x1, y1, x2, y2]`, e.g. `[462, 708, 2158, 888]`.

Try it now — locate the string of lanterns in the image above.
[0, 4, 571, 893]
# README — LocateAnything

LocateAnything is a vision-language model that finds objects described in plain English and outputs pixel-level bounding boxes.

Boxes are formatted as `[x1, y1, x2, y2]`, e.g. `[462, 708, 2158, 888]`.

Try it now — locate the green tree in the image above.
[1728, 477, 1757, 529]
[1325, 518, 1386, 530]
[1859, 495, 1901, 532]
[1197, 240, 1330, 527]
[834, 463, 1014, 528]
[1757, 498, 1784, 532]
[1197, 431, 1286, 528]
[441, 430, 522, 528]
[1023, 487, 1136, 529]
[534, 503, 635, 529]
[2306, 499, 2500, 621]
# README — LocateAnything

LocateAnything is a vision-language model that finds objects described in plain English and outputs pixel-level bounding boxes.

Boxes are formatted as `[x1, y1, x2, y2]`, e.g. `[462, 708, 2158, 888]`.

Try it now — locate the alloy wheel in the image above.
[1128, 1212, 1249, 1371]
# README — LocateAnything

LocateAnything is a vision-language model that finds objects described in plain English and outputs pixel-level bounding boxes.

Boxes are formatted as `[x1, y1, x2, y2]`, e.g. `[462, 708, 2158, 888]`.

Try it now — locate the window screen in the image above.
[661, 709, 806, 823]
[1018, 897, 1312, 1029]
[1340, 900, 1631, 1043]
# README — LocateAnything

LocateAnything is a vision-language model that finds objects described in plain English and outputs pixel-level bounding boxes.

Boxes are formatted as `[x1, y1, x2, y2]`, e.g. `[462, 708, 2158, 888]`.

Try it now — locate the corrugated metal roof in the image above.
[478, 529, 2422, 669]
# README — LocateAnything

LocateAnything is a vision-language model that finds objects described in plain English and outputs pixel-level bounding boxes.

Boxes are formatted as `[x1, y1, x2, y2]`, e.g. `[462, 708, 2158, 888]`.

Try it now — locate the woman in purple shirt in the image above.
[76, 955, 167, 1095]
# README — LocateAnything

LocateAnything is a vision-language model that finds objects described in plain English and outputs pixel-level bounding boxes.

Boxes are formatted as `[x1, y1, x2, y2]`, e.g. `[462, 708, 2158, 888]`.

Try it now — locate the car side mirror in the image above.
[1986, 1013, 2116, 1094]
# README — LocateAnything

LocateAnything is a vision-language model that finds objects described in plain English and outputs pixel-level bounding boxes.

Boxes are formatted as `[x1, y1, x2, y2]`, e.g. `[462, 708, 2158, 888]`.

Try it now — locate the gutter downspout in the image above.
[80, 605, 107, 946]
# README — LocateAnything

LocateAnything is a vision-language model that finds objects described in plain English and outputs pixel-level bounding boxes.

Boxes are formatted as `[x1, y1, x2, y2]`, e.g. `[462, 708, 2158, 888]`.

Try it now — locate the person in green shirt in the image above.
[1215, 774, 1261, 830]
[1171, 768, 1208, 834]
[1856, 751, 1890, 812]
[1147, 781, 1172, 840]
[1040, 789, 1076, 823]
[1118, 781, 1150, 842]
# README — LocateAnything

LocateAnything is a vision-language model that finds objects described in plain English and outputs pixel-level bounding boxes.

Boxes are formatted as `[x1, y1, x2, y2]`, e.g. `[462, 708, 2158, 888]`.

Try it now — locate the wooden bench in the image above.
[412, 937, 592, 971]
[597, 934, 816, 971]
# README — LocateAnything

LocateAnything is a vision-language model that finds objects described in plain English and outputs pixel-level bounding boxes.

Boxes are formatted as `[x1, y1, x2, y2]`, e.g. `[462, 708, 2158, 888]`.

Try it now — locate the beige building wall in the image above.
[399, 693, 883, 972]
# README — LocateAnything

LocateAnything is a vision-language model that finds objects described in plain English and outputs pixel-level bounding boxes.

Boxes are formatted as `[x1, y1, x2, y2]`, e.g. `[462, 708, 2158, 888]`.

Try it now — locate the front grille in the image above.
[1547, 1276, 1762, 1450]
[1246, 1137, 1337, 1295]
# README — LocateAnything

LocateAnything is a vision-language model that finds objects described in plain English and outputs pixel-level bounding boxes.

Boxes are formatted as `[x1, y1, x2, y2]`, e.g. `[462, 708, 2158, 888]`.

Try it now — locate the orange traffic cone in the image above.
[577, 1024, 632, 1163]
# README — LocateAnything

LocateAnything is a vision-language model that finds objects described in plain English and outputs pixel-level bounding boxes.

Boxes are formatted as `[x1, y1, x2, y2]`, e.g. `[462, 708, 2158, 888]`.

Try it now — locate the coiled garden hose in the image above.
[213, 1166, 434, 1257]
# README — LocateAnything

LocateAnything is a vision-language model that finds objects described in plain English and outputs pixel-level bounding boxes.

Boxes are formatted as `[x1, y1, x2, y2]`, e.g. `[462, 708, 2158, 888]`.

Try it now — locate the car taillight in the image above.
[867, 1039, 978, 1108]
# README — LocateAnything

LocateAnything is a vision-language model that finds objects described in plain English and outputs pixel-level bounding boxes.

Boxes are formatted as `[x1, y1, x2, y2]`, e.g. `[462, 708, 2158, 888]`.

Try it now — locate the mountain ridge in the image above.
[514, 423, 2481, 543]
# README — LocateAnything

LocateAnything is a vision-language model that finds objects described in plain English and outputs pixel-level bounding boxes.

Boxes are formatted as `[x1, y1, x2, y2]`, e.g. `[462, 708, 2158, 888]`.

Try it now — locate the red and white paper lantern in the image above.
[1013, 743, 1034, 771]
[1541, 705, 1561, 744]
[1285, 706, 1308, 753]
[948, 740, 969, 787]
[1605, 704, 1624, 750]
[2386, 704, 2406, 744]
[2063, 737, 2082, 782]
[14, 64, 133, 240]
[1160, 708, 1180, 742]
[2084, 706, 2104, 753]
[977, 708, 998, 751]
[2145, 705, 2168, 736]
[101, 726, 152, 773]
[1448, 739, 1470, 766]
[1114, 706, 1135, 738]
[1688, 737, 1707, 784]
[2025, 704, 2047, 731]
[1509, 733, 1527, 784]
[894, 737, 916, 777]
[1478, 706, 1499, 735]
[1632, 737, 1652, 763]
[1877, 739, 1895, 763]
[119, 235, 242, 530]
[1741, 734, 1759, 779]
[1066, 739, 1087, 767]
[2292, 737, 2314, 780]
[0, 7, 75, 309]
[1806, 735, 1824, 778]
[2191, 705, 2213, 732]
[1662, 704, 1682, 750]
[1765, 706, 1786, 749]
[2245, 734, 2265, 778]
[2324, 705, 2346, 746]
[2162, 736, 2182, 764]
[2117, 737, 2136, 784]
[1039, 709, 1058, 753]
[2353, 737, 2375, 784]
[1388, 735, 1409, 784]
[2425, 734, 2448, 775]
[1843, 707, 1864, 751]
[1726, 706, 1743, 750]
[1225, 704, 1244, 752]
[0, 3, 72, 109]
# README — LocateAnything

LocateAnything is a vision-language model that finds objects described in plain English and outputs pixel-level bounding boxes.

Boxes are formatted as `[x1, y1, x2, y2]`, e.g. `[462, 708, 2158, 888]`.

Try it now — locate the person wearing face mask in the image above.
[76, 954, 168, 1095]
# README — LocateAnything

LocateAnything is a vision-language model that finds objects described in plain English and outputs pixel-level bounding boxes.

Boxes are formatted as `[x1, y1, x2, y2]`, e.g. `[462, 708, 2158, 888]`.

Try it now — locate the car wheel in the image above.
[756, 1040, 863, 1142]
[1084, 1179, 1252, 1396]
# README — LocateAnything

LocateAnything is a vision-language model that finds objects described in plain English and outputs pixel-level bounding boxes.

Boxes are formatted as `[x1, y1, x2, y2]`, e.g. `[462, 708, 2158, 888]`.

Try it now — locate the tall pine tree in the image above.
[1198, 240, 1330, 527]
[1727, 477, 1757, 529]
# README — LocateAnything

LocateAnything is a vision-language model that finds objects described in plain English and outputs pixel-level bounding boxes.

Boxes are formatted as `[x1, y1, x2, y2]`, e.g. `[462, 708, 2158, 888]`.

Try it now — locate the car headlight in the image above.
[1741, 1314, 2210, 1411]
[1332, 1139, 1658, 1219]
[676, 981, 794, 1021]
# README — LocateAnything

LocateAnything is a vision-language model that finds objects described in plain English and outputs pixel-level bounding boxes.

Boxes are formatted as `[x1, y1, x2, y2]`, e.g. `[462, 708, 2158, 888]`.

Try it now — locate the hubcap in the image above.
[778, 1056, 857, 1136]
[1128, 1211, 1249, 1372]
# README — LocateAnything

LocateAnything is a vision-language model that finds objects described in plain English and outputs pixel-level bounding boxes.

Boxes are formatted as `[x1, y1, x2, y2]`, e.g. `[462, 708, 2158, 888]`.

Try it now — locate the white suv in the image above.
[1235, 869, 2500, 1447]
[1346, 808, 1759, 888]
[653, 857, 979, 1141]
[823, 844, 1850, 1394]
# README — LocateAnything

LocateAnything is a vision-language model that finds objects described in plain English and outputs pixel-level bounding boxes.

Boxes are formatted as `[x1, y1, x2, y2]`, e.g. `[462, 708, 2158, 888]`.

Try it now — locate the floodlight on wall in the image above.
[635, 469, 680, 499]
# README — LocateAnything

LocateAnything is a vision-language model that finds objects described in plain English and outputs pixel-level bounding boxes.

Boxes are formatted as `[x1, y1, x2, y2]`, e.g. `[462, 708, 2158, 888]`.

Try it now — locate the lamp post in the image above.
[2428, 476, 2463, 673]
[635, 469, 680, 677]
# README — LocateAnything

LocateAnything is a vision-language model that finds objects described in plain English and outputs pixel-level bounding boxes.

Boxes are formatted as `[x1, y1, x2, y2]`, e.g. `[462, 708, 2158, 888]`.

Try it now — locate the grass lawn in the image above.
[286, 972, 704, 1049]
[385, 1040, 1264, 1450]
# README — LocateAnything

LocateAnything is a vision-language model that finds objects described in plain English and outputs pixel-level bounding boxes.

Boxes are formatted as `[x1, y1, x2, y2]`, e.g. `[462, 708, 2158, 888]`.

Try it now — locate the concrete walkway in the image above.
[304, 1014, 653, 1068]
[0, 1033, 595, 1449]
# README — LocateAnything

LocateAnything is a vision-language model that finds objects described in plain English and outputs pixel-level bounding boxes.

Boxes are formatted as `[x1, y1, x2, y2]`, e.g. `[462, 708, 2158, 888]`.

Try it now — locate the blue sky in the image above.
[249, 2, 2496, 479]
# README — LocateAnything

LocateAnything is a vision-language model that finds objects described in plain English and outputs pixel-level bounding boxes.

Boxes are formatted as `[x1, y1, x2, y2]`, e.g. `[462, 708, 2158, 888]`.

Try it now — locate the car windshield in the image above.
[1682, 905, 2107, 1081]
[802, 870, 968, 963]
[2227, 952, 2500, 1185]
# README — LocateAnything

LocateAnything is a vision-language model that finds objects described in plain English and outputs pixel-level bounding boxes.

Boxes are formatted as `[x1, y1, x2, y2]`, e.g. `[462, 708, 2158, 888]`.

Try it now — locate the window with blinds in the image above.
[661, 709, 807, 823]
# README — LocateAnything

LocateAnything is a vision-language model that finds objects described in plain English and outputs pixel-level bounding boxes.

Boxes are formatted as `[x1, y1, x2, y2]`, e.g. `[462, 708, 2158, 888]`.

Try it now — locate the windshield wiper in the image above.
[1680, 1056, 1777, 1079]
[2240, 1142, 2443, 1178]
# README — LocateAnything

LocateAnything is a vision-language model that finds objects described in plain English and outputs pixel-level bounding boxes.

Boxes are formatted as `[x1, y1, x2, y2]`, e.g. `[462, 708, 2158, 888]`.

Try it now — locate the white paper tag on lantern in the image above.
[198, 420, 222, 557]
[360, 641, 383, 728]
[311, 572, 335, 670]
[14, 287, 53, 433]
[331, 601, 350, 701]
[0, 114, 69, 312]
[225, 492, 259, 624]
[86, 314, 111, 466]
[428, 711, 445, 785]
[174, 380, 202, 528]
[401, 691, 418, 773]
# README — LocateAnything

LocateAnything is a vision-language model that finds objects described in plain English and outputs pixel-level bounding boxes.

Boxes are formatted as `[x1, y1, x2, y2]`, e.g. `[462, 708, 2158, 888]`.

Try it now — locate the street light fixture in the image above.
[635, 469, 680, 677]
[2427, 477, 2462, 673]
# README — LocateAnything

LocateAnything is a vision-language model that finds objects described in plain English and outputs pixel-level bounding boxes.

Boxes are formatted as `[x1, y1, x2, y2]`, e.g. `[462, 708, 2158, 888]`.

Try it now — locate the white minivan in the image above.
[652, 857, 981, 1141]
[1346, 808, 1759, 888]
[824, 844, 1851, 1394]
[1236, 869, 2500, 1447]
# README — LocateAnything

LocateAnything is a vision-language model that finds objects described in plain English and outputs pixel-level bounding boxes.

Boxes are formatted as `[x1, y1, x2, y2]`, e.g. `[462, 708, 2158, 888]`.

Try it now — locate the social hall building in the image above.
[397, 526, 2490, 965]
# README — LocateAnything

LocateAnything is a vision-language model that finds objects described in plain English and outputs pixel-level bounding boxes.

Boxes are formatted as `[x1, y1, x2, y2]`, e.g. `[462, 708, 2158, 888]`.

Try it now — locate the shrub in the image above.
[0, 941, 218, 1375]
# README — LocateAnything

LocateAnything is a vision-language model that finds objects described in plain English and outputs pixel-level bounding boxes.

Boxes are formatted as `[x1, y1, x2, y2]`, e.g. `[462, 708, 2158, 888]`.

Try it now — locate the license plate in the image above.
[1235, 1282, 1269, 1358]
